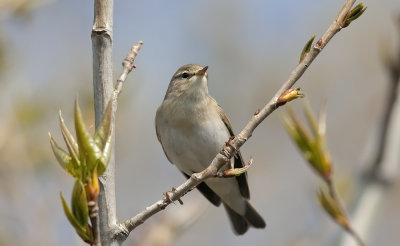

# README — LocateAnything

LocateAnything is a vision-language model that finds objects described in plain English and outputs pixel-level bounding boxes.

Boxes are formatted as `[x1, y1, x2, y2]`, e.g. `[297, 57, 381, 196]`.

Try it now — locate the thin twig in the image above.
[113, 0, 360, 241]
[113, 41, 143, 99]
[96, 41, 143, 244]
[327, 179, 366, 246]
[327, 179, 345, 213]
[345, 224, 367, 246]
[109, 41, 143, 118]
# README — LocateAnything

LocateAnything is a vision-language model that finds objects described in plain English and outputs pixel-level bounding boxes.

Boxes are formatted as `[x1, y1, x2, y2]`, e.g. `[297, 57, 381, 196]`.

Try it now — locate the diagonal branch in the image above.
[113, 41, 144, 100]
[110, 41, 143, 119]
[326, 180, 367, 246]
[99, 40, 143, 245]
[114, 0, 361, 242]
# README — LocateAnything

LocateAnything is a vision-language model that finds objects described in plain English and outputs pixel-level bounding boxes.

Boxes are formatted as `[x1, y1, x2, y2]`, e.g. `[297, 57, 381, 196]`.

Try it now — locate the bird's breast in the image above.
[158, 99, 230, 173]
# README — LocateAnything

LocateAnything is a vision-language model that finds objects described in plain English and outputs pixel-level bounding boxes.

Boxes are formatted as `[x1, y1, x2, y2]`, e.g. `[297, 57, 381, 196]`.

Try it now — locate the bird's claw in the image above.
[224, 137, 238, 159]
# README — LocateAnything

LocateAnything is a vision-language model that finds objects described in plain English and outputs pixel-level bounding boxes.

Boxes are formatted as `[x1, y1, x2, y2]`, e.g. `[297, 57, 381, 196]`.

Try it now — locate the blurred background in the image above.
[1, 0, 400, 245]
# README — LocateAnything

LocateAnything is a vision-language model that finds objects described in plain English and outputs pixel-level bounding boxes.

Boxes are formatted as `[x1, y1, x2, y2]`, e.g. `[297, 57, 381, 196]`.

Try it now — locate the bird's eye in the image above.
[181, 72, 189, 79]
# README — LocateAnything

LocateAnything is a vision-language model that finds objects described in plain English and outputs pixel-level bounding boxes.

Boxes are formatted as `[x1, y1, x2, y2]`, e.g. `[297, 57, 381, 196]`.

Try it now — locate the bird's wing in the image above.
[182, 172, 221, 206]
[215, 101, 250, 199]
[155, 108, 174, 164]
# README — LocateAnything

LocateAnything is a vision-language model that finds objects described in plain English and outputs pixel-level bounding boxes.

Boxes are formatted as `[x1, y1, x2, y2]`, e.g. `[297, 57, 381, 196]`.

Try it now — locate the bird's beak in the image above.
[196, 66, 208, 76]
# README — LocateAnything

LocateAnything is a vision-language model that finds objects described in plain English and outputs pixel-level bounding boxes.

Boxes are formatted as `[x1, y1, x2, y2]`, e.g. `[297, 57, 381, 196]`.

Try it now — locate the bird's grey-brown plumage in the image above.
[155, 64, 265, 234]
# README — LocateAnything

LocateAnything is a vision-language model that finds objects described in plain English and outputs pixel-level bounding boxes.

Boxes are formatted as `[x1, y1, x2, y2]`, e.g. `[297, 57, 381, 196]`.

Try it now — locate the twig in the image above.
[326, 180, 344, 213]
[327, 180, 366, 246]
[345, 224, 367, 246]
[110, 41, 143, 116]
[113, 0, 360, 241]
[95, 41, 142, 244]
[113, 41, 143, 99]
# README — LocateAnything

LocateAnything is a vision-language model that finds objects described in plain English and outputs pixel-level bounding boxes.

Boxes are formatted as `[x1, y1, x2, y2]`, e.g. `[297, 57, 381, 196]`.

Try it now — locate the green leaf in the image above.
[304, 104, 319, 138]
[286, 110, 313, 154]
[310, 141, 325, 174]
[59, 110, 80, 166]
[317, 189, 349, 228]
[60, 193, 91, 242]
[94, 99, 113, 150]
[49, 133, 72, 171]
[49, 134, 81, 178]
[300, 35, 316, 63]
[94, 100, 113, 175]
[344, 3, 367, 27]
[97, 130, 112, 175]
[71, 180, 89, 227]
[74, 98, 101, 173]
[283, 107, 332, 181]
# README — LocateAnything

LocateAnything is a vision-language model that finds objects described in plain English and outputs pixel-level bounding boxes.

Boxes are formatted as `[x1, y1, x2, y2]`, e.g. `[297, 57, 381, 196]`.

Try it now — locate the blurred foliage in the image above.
[283, 104, 332, 182]
[283, 105, 366, 246]
[14, 99, 47, 127]
[0, 0, 55, 76]
[0, 0, 54, 19]
[317, 189, 349, 229]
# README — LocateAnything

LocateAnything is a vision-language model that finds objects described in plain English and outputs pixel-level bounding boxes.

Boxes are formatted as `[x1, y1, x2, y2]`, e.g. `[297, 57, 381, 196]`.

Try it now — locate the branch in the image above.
[326, 180, 366, 246]
[91, 0, 115, 245]
[367, 15, 400, 179]
[109, 41, 143, 120]
[338, 14, 400, 246]
[113, 41, 144, 100]
[100, 41, 142, 244]
[114, 0, 362, 241]
[283, 102, 366, 246]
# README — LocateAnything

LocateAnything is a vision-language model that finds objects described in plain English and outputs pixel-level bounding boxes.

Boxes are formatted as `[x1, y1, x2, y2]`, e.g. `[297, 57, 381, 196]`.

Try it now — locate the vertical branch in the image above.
[368, 16, 400, 177]
[91, 0, 116, 245]
[338, 14, 400, 246]
[92, 0, 114, 120]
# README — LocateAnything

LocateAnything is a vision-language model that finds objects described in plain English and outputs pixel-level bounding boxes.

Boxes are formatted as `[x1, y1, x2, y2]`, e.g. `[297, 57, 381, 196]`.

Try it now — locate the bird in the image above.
[155, 64, 265, 235]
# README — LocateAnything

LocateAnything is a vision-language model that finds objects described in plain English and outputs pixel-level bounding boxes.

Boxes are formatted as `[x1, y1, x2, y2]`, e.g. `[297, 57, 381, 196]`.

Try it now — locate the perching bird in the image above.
[155, 64, 265, 234]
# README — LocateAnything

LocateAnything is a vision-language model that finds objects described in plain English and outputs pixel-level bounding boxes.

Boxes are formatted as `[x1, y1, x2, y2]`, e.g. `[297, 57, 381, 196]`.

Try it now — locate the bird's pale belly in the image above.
[162, 118, 246, 213]
[162, 117, 230, 175]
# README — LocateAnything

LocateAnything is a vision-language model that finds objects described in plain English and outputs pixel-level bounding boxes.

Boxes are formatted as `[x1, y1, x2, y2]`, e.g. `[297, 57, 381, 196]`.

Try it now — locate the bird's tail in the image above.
[224, 201, 266, 235]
